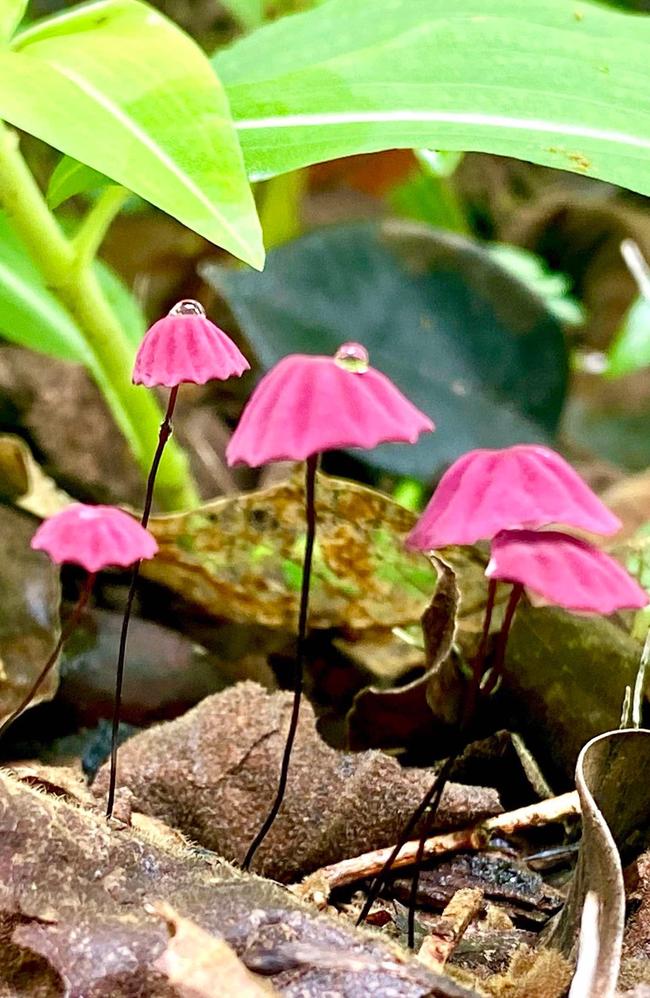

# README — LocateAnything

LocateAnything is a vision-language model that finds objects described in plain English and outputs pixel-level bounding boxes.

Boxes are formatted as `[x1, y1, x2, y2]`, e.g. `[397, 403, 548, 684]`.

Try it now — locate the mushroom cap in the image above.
[133, 302, 249, 388]
[486, 529, 647, 614]
[406, 445, 621, 551]
[31, 504, 158, 573]
[226, 347, 434, 467]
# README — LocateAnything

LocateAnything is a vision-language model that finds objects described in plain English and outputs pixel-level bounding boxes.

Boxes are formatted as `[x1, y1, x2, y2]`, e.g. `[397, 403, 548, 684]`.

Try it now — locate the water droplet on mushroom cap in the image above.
[170, 299, 206, 317]
[334, 342, 369, 373]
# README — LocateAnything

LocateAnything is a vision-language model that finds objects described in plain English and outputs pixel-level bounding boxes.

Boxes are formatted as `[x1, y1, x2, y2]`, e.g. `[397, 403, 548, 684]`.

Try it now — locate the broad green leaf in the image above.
[2, 0, 263, 268]
[204, 221, 569, 478]
[606, 296, 650, 377]
[47, 155, 111, 209]
[217, 0, 650, 192]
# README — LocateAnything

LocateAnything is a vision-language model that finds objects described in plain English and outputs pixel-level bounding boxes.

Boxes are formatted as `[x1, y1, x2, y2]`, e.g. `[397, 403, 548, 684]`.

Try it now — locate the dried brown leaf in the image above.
[0, 770, 478, 997]
[547, 729, 650, 997]
[92, 682, 500, 881]
[154, 902, 278, 997]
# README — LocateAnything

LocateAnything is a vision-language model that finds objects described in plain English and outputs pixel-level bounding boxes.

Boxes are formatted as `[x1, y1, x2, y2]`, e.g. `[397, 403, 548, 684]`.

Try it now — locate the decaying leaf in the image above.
[547, 729, 650, 997]
[0, 770, 479, 997]
[154, 903, 278, 997]
[0, 506, 61, 727]
[348, 555, 462, 750]
[0, 433, 70, 519]
[92, 682, 501, 882]
[144, 470, 435, 630]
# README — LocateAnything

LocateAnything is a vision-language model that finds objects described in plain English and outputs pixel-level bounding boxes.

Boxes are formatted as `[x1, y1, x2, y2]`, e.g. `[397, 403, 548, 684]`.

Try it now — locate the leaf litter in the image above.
[4, 449, 650, 993]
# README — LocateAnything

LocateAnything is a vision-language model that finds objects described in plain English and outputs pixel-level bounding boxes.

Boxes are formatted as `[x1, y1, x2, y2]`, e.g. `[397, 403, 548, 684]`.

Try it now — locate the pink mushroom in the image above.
[487, 529, 647, 615]
[0, 505, 157, 741]
[227, 343, 434, 869]
[106, 300, 249, 818]
[406, 444, 621, 552]
[133, 300, 249, 388]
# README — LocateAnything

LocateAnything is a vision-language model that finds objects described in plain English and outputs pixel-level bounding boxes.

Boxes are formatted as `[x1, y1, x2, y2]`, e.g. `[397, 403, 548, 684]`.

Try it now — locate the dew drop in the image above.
[170, 299, 206, 317]
[334, 341, 369, 373]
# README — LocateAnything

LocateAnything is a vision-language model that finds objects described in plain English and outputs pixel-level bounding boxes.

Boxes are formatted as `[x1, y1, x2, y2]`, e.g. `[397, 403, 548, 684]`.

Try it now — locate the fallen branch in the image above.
[298, 791, 580, 899]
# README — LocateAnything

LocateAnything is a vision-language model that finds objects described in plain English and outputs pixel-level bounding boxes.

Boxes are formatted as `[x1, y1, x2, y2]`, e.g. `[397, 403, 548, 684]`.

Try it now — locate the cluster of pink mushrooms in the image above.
[10, 301, 647, 894]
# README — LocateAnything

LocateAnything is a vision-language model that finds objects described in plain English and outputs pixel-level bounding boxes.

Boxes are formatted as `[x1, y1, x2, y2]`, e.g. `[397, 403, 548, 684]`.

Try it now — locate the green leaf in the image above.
[221, 0, 265, 31]
[606, 296, 650, 377]
[487, 244, 584, 326]
[47, 155, 111, 209]
[0, 0, 26, 41]
[203, 221, 569, 479]
[0, 212, 98, 367]
[95, 263, 146, 349]
[217, 0, 650, 192]
[2, 0, 263, 268]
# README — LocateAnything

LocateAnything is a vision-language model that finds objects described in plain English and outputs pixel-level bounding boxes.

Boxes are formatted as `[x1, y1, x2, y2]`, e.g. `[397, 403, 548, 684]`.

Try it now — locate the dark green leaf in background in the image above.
[204, 221, 569, 479]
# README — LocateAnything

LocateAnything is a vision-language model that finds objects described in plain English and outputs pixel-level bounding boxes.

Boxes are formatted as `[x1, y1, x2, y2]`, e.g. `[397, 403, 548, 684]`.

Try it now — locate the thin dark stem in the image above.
[357, 577, 502, 941]
[462, 578, 497, 726]
[0, 572, 96, 740]
[480, 583, 523, 698]
[406, 753, 456, 947]
[106, 386, 179, 820]
[242, 453, 318, 871]
[405, 578, 497, 948]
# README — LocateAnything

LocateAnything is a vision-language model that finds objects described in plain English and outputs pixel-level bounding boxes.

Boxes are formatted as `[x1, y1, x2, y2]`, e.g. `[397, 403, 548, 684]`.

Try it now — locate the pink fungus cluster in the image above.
[407, 444, 645, 616]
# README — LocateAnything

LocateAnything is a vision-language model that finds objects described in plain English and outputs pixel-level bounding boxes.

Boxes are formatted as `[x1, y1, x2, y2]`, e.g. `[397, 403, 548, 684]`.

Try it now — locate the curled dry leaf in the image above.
[0, 506, 61, 727]
[348, 555, 463, 751]
[92, 682, 501, 882]
[0, 433, 70, 518]
[547, 729, 650, 997]
[0, 770, 479, 997]
[144, 470, 435, 630]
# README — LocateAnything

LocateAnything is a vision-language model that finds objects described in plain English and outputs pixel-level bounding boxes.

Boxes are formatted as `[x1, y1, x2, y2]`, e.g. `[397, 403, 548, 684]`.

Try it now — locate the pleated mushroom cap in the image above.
[226, 344, 434, 467]
[31, 504, 158, 573]
[406, 445, 621, 551]
[133, 300, 249, 388]
[486, 529, 647, 614]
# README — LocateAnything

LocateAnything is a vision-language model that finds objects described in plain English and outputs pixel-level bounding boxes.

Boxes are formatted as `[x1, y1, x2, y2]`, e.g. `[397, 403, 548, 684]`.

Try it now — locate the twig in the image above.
[297, 791, 580, 897]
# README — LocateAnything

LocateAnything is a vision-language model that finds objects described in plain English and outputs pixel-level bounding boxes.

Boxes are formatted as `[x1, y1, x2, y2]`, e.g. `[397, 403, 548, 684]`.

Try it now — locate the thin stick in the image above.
[242, 454, 319, 870]
[106, 386, 179, 819]
[358, 579, 498, 936]
[300, 791, 580, 895]
[0, 572, 96, 740]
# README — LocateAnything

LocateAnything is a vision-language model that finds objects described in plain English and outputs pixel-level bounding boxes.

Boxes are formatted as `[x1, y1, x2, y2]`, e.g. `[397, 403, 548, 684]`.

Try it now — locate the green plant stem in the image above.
[72, 185, 128, 270]
[0, 124, 198, 511]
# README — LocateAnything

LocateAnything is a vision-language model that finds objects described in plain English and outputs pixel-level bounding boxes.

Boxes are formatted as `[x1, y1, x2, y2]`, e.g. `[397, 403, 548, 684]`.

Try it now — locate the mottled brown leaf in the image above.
[144, 471, 435, 630]
[92, 682, 501, 882]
